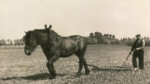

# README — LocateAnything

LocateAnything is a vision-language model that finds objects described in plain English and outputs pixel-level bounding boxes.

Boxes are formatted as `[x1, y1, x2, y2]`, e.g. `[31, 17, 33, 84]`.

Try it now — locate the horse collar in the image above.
[46, 28, 52, 46]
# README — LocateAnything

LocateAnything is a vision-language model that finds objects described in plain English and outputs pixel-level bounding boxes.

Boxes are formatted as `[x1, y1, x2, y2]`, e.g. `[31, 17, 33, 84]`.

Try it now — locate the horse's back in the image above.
[59, 35, 87, 57]
[69, 35, 87, 50]
[60, 37, 78, 57]
[69, 35, 87, 42]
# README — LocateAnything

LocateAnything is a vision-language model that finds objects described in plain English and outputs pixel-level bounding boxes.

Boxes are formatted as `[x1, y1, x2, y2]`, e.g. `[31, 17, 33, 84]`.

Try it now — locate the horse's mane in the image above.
[34, 29, 46, 33]
[23, 29, 60, 42]
[51, 30, 60, 36]
[34, 29, 60, 36]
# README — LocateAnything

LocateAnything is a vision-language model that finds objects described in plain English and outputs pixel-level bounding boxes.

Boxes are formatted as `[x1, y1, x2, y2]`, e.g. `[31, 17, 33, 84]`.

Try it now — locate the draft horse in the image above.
[24, 24, 90, 79]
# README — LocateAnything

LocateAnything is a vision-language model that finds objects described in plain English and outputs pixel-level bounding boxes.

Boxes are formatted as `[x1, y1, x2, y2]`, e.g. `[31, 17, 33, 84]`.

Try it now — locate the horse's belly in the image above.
[60, 54, 74, 57]
[60, 39, 78, 57]
[61, 48, 76, 57]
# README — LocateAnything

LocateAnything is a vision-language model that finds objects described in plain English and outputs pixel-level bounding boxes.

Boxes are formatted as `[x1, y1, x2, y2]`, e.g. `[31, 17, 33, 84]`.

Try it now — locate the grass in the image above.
[0, 45, 150, 84]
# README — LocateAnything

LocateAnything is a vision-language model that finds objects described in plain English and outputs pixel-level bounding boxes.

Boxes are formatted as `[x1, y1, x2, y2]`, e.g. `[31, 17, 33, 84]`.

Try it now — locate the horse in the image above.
[23, 24, 90, 79]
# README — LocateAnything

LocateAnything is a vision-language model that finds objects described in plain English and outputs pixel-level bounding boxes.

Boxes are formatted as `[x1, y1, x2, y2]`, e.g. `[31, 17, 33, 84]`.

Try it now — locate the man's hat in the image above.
[136, 34, 141, 37]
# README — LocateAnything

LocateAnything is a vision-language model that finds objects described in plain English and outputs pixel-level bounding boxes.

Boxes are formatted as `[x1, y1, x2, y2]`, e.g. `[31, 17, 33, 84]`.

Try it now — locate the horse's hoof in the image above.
[75, 74, 81, 77]
[85, 71, 90, 75]
[49, 76, 56, 79]
[85, 73, 90, 75]
[76, 73, 81, 77]
[85, 72, 90, 75]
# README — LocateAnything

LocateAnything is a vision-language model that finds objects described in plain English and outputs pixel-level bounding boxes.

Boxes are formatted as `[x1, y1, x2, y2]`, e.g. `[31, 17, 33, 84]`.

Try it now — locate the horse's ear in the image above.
[48, 25, 52, 29]
[44, 24, 47, 29]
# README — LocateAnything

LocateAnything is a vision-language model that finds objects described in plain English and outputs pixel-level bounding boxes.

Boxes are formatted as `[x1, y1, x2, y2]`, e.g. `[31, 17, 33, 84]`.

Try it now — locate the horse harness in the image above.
[43, 25, 81, 55]
[43, 26, 66, 54]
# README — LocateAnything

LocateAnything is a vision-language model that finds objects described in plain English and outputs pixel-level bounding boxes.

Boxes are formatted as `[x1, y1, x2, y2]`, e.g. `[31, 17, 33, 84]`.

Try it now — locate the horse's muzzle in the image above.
[24, 46, 32, 56]
[24, 49, 31, 55]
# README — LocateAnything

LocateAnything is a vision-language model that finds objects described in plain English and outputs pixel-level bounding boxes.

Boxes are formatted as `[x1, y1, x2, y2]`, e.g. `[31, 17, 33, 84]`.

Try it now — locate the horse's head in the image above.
[24, 31, 38, 56]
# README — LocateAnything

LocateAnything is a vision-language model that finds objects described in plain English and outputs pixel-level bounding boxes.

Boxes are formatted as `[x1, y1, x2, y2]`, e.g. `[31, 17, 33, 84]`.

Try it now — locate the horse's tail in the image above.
[83, 36, 98, 45]
[81, 36, 90, 44]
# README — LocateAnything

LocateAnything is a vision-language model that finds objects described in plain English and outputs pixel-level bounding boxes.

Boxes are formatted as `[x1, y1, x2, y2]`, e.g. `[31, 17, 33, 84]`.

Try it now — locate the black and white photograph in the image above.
[0, 0, 150, 84]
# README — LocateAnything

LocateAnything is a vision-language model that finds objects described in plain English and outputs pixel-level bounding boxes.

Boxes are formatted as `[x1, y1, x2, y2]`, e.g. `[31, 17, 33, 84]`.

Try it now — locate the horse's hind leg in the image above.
[75, 51, 84, 77]
[47, 55, 59, 79]
[80, 50, 90, 75]
[82, 56, 90, 75]
[75, 50, 90, 76]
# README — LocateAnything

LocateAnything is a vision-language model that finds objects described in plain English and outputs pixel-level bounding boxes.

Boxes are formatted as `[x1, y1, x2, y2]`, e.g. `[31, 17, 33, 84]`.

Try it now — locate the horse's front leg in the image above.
[46, 55, 59, 79]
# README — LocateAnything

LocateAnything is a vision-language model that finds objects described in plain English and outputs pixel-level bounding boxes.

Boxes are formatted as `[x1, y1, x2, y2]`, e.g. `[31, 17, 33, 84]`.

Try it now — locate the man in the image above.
[129, 34, 145, 71]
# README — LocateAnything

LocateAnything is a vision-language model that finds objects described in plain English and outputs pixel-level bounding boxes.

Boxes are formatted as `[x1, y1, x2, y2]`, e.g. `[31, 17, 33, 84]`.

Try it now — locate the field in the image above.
[0, 45, 150, 84]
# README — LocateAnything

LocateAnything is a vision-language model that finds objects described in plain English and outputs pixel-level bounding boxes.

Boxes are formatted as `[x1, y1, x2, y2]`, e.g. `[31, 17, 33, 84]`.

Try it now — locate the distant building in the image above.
[6, 39, 12, 45]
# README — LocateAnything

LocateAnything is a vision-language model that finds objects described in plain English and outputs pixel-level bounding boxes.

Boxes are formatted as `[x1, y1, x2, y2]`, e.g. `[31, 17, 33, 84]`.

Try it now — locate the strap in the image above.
[44, 24, 52, 46]
[44, 24, 62, 51]
[47, 28, 50, 46]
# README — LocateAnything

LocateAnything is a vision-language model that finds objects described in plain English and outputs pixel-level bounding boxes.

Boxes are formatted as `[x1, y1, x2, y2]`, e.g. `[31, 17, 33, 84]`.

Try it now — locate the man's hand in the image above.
[136, 48, 140, 50]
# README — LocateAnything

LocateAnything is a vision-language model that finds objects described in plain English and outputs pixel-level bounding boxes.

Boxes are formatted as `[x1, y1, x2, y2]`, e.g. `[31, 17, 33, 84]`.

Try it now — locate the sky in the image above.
[0, 0, 150, 40]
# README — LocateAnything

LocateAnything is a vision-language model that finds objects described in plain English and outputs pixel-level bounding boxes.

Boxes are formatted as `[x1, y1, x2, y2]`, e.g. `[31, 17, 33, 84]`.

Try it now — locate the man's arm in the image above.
[136, 40, 145, 50]
[126, 41, 136, 60]
[131, 40, 137, 51]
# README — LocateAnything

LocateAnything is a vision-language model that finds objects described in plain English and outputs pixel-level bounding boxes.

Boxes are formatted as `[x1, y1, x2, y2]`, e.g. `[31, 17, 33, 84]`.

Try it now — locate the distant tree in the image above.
[144, 37, 147, 40]
[14, 39, 24, 45]
[146, 37, 149, 40]
[128, 38, 131, 40]
[6, 39, 11, 45]
[110, 39, 120, 45]
[112, 35, 115, 39]
[145, 39, 150, 46]
[120, 38, 123, 42]
[10, 41, 13, 45]
[98, 32, 103, 43]
[104, 34, 109, 39]
[106, 34, 109, 39]
[126, 39, 136, 46]
[0, 39, 6, 45]
[107, 34, 110, 39]
[122, 38, 128, 45]
[109, 34, 111, 39]
[14, 39, 18, 45]
[115, 39, 120, 45]
[133, 37, 136, 40]
[110, 39, 116, 44]
[87, 37, 93, 44]
[94, 32, 102, 44]
[90, 33, 94, 38]
[94, 32, 98, 38]
[103, 39, 110, 45]
[87, 37, 97, 45]
[0, 40, 1, 46]
[104, 34, 106, 38]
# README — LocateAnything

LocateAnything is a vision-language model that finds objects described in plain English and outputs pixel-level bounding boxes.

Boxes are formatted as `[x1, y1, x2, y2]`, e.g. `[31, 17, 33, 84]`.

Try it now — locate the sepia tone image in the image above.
[0, 0, 150, 84]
